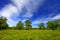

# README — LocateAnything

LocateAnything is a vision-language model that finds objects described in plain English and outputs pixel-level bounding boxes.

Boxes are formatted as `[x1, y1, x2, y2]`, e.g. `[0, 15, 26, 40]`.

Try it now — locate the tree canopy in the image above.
[38, 22, 45, 30]
[25, 20, 32, 30]
[0, 17, 8, 30]
[16, 21, 24, 30]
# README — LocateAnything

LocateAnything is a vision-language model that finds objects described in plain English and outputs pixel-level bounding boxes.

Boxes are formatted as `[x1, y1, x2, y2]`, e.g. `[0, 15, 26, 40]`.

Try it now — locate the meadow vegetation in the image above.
[0, 16, 60, 40]
[0, 30, 60, 40]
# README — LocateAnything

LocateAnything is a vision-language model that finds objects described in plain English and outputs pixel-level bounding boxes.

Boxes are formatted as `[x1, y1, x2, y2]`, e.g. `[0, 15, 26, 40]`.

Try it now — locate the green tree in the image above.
[47, 21, 57, 30]
[16, 21, 24, 30]
[25, 20, 32, 30]
[38, 22, 45, 30]
[0, 17, 8, 30]
[55, 20, 60, 30]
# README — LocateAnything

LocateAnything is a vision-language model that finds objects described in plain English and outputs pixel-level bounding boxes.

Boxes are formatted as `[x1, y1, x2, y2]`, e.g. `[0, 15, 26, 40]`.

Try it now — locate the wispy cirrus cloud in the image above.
[32, 14, 60, 27]
[52, 14, 60, 20]
[0, 0, 44, 26]
[0, 4, 18, 18]
[0, 4, 19, 26]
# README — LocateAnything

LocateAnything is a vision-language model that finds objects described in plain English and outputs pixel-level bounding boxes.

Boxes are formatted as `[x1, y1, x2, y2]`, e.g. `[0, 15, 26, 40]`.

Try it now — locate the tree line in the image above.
[0, 17, 60, 30]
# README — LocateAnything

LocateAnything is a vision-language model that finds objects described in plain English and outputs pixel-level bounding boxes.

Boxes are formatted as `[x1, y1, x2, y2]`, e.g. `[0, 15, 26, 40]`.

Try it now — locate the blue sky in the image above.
[0, 0, 60, 27]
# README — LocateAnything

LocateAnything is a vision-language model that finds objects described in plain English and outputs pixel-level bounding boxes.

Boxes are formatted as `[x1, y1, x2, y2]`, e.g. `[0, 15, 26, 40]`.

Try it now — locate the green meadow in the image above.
[0, 30, 60, 40]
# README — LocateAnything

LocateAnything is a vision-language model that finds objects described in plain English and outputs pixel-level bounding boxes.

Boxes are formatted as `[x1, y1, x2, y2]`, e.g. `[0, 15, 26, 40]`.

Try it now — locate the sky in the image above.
[0, 0, 60, 27]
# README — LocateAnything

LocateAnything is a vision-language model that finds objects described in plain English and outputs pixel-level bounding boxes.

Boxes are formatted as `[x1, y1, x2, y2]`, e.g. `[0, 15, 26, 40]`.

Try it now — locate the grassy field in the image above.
[0, 30, 60, 40]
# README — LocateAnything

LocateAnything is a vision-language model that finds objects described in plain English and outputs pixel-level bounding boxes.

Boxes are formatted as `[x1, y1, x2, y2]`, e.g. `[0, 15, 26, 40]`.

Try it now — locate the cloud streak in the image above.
[0, 0, 44, 26]
[32, 14, 60, 26]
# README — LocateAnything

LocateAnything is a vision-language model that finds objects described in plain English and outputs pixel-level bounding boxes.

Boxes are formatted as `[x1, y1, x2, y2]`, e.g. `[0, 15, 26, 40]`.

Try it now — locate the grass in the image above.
[0, 30, 60, 40]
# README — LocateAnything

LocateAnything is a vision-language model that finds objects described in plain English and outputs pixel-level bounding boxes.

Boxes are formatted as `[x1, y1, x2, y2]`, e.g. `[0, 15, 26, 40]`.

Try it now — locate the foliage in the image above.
[54, 20, 60, 30]
[25, 20, 32, 30]
[38, 22, 45, 30]
[47, 20, 60, 30]
[0, 17, 8, 30]
[16, 21, 24, 30]
[0, 16, 60, 30]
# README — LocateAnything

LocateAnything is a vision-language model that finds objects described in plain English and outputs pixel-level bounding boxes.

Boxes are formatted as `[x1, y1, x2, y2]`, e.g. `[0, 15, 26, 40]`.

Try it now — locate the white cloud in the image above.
[0, 4, 18, 18]
[52, 14, 60, 20]
[1, 0, 59, 26]
[7, 18, 18, 26]
[32, 14, 60, 25]
[24, 0, 44, 18]
[0, 0, 44, 26]
[11, 0, 28, 11]
[11, 0, 44, 18]
[32, 20, 48, 25]
[0, 4, 20, 26]
[24, 12, 33, 18]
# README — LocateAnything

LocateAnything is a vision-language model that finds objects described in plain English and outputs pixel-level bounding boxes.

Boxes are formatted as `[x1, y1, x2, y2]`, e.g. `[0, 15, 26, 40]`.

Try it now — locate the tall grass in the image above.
[0, 30, 60, 40]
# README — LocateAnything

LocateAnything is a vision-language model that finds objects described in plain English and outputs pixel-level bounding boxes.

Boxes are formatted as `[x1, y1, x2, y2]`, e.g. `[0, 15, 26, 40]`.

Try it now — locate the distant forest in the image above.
[0, 16, 60, 30]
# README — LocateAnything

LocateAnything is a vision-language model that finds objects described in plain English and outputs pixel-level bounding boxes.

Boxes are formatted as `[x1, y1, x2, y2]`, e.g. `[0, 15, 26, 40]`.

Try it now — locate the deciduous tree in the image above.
[0, 17, 8, 30]
[16, 21, 24, 30]
[25, 20, 32, 30]
[38, 22, 45, 30]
